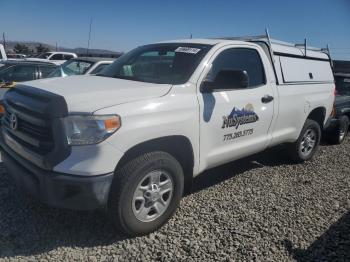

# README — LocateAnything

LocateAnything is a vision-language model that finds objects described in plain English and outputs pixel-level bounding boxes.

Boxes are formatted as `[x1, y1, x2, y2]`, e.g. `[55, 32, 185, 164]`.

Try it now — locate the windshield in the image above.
[48, 59, 94, 77]
[98, 43, 212, 84]
[36, 52, 52, 59]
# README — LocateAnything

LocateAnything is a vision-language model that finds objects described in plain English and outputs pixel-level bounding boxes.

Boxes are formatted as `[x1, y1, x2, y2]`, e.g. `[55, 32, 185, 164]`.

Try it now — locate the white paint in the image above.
[12, 38, 334, 177]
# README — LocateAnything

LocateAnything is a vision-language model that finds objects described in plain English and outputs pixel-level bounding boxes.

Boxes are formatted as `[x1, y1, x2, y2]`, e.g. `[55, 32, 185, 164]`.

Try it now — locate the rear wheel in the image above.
[326, 115, 349, 145]
[287, 119, 321, 163]
[108, 151, 184, 236]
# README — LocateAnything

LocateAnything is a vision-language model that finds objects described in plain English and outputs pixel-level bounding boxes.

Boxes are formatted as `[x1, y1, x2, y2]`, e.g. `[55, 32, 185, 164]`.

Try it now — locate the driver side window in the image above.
[208, 48, 266, 88]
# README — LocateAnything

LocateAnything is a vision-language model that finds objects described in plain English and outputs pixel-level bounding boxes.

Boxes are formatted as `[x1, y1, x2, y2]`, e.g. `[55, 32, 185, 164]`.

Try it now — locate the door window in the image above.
[208, 48, 266, 88]
[90, 63, 110, 75]
[39, 65, 57, 78]
[50, 54, 64, 60]
[63, 54, 74, 60]
[0, 65, 36, 82]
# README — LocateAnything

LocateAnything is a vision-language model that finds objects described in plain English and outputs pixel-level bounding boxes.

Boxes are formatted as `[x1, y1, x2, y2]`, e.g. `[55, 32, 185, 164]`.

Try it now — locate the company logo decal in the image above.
[222, 104, 259, 129]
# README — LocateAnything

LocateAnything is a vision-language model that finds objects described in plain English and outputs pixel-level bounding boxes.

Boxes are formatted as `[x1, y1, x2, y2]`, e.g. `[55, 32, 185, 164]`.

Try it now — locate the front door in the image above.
[198, 46, 275, 170]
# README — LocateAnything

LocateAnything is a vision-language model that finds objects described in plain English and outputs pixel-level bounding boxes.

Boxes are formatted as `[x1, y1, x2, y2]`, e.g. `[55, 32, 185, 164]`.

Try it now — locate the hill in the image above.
[4, 41, 122, 56]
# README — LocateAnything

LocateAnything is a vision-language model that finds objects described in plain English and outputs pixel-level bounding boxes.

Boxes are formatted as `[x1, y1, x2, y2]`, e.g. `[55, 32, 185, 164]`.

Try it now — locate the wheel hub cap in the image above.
[300, 129, 317, 157]
[144, 184, 161, 202]
[132, 170, 174, 222]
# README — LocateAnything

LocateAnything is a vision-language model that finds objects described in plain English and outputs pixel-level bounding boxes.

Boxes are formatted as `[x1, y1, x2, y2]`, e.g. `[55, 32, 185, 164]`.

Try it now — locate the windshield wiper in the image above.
[95, 74, 145, 82]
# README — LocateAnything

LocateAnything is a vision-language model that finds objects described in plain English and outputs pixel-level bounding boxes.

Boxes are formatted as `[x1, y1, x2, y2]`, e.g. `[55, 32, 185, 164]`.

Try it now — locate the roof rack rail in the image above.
[216, 30, 330, 56]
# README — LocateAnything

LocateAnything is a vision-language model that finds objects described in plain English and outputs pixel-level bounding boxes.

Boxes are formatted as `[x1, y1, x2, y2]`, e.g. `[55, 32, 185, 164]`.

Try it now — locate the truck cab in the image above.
[0, 37, 334, 236]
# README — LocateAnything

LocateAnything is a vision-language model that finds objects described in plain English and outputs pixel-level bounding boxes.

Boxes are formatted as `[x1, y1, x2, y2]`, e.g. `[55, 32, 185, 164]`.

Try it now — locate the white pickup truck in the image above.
[0, 37, 334, 236]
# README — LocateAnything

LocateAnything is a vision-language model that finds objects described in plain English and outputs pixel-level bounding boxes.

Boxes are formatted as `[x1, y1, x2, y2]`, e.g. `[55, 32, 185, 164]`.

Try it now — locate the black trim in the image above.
[273, 52, 330, 62]
[1, 139, 113, 210]
[3, 85, 71, 170]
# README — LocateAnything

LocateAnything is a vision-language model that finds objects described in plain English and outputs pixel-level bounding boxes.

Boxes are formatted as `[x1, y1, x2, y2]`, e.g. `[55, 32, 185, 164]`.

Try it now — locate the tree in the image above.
[36, 44, 50, 54]
[13, 43, 30, 54]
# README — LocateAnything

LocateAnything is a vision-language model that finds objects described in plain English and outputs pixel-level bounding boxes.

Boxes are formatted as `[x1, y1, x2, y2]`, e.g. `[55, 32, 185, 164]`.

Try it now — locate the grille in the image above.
[2, 101, 54, 155]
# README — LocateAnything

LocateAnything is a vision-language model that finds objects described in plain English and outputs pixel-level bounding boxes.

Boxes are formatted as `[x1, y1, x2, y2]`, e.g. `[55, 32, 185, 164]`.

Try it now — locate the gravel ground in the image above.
[0, 138, 349, 261]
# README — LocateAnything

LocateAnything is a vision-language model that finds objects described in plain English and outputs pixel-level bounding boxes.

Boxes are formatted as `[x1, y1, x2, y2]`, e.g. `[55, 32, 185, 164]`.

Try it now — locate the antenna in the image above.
[304, 38, 307, 57]
[87, 18, 93, 55]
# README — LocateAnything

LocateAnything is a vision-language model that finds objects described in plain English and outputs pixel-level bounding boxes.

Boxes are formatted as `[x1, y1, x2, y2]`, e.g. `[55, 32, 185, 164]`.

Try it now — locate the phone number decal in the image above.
[223, 129, 254, 141]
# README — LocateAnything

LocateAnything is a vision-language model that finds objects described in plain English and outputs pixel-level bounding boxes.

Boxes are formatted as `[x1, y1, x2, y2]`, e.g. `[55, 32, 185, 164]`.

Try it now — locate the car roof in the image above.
[0, 60, 57, 66]
[72, 57, 115, 63]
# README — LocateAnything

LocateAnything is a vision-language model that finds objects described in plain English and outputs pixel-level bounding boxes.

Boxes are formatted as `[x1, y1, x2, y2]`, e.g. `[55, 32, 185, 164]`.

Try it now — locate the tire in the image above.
[108, 151, 184, 236]
[326, 115, 349, 145]
[287, 119, 321, 163]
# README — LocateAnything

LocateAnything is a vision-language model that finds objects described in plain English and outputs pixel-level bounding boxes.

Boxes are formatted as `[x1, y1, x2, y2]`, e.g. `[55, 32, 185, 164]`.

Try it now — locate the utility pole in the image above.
[2, 32, 6, 49]
[87, 18, 93, 55]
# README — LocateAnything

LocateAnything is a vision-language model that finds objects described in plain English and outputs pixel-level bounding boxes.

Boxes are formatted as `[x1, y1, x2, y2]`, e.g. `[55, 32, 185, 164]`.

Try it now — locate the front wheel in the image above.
[108, 151, 184, 236]
[287, 119, 321, 163]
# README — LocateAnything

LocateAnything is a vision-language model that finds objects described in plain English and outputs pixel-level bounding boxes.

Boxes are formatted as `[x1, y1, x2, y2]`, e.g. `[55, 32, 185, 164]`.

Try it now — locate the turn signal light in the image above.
[104, 116, 121, 132]
[0, 104, 5, 115]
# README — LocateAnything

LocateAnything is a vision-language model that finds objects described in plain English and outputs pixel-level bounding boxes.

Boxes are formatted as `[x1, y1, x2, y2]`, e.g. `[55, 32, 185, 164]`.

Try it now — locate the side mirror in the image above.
[201, 69, 249, 93]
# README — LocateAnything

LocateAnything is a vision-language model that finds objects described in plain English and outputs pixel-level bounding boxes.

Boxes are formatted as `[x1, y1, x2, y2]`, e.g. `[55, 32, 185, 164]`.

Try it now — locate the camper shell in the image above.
[217, 35, 333, 85]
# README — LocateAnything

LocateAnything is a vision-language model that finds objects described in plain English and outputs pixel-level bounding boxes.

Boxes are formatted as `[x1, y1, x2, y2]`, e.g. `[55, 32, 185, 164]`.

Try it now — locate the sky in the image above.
[1, 0, 350, 60]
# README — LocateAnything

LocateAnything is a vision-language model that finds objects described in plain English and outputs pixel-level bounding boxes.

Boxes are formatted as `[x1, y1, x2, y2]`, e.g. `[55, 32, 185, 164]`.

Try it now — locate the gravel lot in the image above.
[0, 138, 349, 261]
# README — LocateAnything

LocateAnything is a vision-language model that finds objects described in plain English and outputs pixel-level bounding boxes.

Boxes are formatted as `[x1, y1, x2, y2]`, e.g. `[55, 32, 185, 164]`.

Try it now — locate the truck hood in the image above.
[22, 75, 172, 113]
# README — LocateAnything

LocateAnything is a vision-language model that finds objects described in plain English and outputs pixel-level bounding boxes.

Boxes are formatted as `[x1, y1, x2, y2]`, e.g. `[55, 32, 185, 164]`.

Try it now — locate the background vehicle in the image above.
[324, 60, 350, 144]
[0, 60, 57, 97]
[0, 36, 334, 236]
[0, 44, 7, 61]
[25, 51, 77, 65]
[48, 57, 115, 77]
[6, 54, 27, 59]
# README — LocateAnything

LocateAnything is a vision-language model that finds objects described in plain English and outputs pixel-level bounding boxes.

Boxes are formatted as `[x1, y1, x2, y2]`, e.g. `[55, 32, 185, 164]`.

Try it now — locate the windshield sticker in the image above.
[175, 47, 201, 54]
[222, 104, 259, 129]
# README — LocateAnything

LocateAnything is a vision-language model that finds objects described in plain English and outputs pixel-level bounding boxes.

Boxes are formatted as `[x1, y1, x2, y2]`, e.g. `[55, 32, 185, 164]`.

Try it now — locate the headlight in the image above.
[63, 115, 121, 145]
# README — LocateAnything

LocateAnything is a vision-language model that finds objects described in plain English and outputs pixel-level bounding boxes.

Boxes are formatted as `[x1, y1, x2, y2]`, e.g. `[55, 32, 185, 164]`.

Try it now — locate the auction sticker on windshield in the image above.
[175, 47, 201, 54]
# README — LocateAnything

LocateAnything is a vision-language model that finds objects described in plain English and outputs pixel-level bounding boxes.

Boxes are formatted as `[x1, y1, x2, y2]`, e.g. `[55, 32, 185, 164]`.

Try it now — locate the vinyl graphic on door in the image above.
[222, 104, 259, 129]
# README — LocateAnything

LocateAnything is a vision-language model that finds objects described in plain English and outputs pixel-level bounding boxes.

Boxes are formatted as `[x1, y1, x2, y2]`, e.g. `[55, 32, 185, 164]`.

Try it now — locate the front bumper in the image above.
[1, 140, 114, 211]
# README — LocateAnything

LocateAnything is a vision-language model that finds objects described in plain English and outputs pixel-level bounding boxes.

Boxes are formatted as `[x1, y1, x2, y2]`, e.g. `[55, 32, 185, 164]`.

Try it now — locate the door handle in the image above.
[261, 95, 274, 103]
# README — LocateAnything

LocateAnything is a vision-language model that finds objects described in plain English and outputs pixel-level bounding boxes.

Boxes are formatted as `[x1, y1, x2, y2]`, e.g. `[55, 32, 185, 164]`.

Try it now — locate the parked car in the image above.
[6, 54, 27, 59]
[25, 51, 77, 65]
[48, 57, 115, 78]
[0, 37, 334, 236]
[324, 72, 350, 144]
[0, 60, 57, 97]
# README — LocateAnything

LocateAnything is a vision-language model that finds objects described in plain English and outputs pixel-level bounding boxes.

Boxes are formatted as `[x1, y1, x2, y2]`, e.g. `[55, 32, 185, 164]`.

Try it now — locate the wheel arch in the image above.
[115, 135, 194, 194]
[307, 107, 326, 128]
